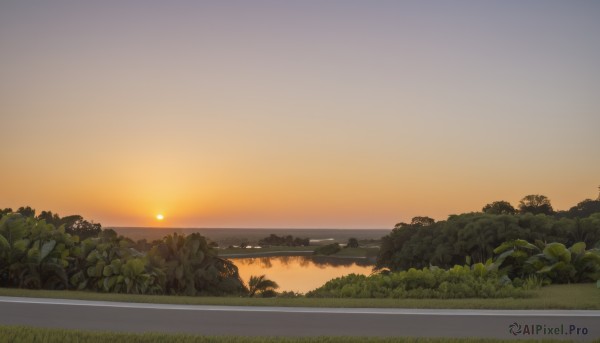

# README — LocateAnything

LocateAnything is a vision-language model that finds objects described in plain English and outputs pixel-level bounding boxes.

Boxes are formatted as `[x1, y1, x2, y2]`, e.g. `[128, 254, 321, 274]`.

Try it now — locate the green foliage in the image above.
[313, 243, 341, 256]
[0, 214, 74, 289]
[306, 264, 526, 299]
[0, 213, 245, 296]
[377, 211, 600, 272]
[523, 241, 600, 284]
[488, 239, 600, 285]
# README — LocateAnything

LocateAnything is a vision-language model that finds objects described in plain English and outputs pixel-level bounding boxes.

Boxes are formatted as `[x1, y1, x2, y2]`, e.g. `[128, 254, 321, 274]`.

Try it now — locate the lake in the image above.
[230, 255, 375, 294]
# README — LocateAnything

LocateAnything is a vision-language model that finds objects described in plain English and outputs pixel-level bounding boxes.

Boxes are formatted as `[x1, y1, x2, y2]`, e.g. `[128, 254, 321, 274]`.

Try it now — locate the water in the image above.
[230, 255, 374, 294]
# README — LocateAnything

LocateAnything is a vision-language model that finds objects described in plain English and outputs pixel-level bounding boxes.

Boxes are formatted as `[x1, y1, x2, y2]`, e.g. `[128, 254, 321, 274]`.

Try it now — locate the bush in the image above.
[313, 243, 341, 256]
[306, 264, 527, 299]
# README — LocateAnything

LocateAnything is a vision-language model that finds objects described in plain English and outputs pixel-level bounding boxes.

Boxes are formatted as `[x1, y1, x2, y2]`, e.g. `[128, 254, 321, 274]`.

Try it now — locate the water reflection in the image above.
[230, 256, 374, 294]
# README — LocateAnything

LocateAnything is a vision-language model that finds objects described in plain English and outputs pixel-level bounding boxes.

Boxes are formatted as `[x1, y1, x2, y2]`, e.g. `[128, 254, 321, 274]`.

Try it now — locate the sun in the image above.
[156, 214, 164, 221]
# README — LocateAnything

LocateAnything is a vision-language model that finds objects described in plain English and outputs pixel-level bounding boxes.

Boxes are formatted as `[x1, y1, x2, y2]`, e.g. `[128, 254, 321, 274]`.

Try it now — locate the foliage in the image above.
[306, 264, 526, 299]
[258, 234, 309, 247]
[0, 213, 245, 296]
[376, 212, 600, 272]
[0, 214, 76, 289]
[345, 238, 359, 248]
[491, 239, 600, 285]
[313, 243, 341, 256]
[482, 201, 516, 215]
[247, 274, 279, 297]
[557, 199, 600, 219]
[1, 208, 102, 240]
[518, 194, 554, 215]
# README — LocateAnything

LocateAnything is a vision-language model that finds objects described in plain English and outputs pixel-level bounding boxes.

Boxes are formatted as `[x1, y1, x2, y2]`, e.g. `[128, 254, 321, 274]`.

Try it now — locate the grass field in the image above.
[1, 284, 598, 310]
[0, 326, 580, 343]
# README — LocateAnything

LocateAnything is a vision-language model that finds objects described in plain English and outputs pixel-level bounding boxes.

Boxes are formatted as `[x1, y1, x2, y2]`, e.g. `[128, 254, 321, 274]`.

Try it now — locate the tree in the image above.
[313, 243, 341, 256]
[410, 216, 435, 227]
[558, 199, 600, 219]
[37, 211, 61, 226]
[346, 237, 359, 248]
[247, 275, 279, 297]
[482, 201, 516, 215]
[16, 206, 35, 218]
[518, 195, 554, 215]
[61, 215, 102, 240]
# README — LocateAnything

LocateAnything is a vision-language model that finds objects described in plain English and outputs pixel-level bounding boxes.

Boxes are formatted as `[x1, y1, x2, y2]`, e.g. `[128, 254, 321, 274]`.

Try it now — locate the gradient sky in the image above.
[1, 1, 599, 228]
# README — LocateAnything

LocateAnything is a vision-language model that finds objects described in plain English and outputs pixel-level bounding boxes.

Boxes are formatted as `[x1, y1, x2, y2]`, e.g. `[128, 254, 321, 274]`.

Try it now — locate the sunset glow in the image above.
[1, 2, 599, 228]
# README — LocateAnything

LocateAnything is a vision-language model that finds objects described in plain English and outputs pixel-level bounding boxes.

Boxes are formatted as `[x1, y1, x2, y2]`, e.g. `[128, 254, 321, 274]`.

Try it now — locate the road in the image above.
[1, 296, 599, 340]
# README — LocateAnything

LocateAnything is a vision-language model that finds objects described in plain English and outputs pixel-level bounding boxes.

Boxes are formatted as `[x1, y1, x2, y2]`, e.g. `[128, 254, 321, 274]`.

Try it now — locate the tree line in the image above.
[376, 195, 600, 271]
[257, 234, 309, 247]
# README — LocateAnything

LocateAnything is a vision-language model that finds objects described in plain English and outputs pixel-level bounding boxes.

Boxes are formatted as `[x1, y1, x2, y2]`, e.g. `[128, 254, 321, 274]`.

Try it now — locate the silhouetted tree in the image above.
[37, 210, 61, 226]
[557, 199, 600, 219]
[518, 195, 554, 215]
[346, 237, 359, 248]
[62, 215, 102, 240]
[410, 216, 435, 227]
[16, 206, 35, 217]
[482, 201, 516, 215]
[247, 275, 279, 297]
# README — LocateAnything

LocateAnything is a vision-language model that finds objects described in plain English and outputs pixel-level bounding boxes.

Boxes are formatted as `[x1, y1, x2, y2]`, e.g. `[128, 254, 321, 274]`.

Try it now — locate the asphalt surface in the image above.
[1, 296, 599, 340]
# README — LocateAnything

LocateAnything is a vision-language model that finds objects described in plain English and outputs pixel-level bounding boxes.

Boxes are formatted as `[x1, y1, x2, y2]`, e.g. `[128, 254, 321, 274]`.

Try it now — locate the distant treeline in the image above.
[258, 234, 309, 247]
[376, 195, 600, 271]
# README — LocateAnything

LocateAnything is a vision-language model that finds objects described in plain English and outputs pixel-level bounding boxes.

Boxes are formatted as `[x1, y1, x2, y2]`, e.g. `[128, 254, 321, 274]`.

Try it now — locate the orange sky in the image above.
[1, 2, 599, 228]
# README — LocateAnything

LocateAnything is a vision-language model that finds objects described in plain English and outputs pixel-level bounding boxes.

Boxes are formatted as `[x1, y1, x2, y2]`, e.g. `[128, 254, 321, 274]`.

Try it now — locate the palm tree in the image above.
[247, 274, 279, 297]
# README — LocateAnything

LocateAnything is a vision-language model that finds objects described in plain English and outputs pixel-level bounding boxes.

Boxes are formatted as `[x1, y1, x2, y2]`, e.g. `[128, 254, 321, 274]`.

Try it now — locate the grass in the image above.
[218, 246, 380, 259]
[0, 326, 581, 343]
[0, 284, 598, 309]
[330, 247, 380, 258]
[218, 246, 315, 257]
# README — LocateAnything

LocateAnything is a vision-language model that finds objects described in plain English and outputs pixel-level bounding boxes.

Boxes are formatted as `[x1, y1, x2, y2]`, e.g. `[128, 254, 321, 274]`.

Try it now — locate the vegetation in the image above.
[247, 274, 279, 297]
[2, 207, 101, 240]
[345, 238, 359, 248]
[0, 326, 570, 343]
[1, 283, 598, 309]
[306, 264, 528, 299]
[376, 195, 600, 271]
[313, 243, 342, 256]
[312, 238, 600, 299]
[482, 201, 516, 215]
[493, 240, 600, 284]
[518, 195, 554, 215]
[258, 234, 309, 247]
[218, 246, 315, 258]
[0, 213, 245, 296]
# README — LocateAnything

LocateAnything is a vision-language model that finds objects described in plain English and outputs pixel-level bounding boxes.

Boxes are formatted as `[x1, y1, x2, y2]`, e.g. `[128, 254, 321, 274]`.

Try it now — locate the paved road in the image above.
[1, 297, 599, 340]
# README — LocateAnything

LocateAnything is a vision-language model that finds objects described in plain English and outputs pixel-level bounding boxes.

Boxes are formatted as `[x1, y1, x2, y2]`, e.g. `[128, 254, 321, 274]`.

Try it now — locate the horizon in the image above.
[2, 1, 599, 228]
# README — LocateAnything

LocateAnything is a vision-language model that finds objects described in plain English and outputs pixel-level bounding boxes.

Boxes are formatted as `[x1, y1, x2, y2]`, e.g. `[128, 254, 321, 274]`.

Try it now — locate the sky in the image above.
[1, 1, 599, 228]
